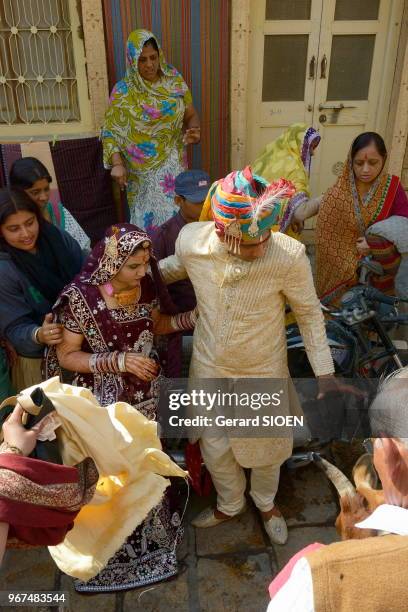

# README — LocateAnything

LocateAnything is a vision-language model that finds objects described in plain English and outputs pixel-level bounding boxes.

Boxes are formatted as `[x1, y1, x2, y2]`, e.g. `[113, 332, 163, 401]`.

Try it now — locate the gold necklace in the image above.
[99, 284, 140, 313]
[113, 285, 141, 312]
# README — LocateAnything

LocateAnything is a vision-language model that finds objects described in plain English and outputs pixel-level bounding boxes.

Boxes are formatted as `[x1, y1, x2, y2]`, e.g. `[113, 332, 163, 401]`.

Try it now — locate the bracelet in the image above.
[32, 327, 42, 344]
[89, 351, 127, 374]
[118, 352, 127, 373]
[112, 162, 125, 167]
[170, 307, 199, 331]
[0, 441, 24, 455]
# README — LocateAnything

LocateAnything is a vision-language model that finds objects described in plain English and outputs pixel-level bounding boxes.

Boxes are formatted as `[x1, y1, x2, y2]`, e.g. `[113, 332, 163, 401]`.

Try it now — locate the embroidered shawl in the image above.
[0, 453, 97, 547]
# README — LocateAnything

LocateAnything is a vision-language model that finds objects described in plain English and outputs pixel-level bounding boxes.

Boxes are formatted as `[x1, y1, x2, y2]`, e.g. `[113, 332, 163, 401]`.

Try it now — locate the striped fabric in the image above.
[51, 138, 117, 244]
[0, 140, 117, 244]
[102, 0, 230, 182]
[366, 234, 401, 295]
[0, 145, 22, 186]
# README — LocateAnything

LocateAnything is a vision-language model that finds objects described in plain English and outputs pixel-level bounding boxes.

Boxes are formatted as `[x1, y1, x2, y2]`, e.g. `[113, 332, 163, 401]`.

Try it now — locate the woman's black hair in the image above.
[143, 37, 159, 53]
[9, 157, 52, 190]
[351, 132, 387, 160]
[0, 188, 42, 228]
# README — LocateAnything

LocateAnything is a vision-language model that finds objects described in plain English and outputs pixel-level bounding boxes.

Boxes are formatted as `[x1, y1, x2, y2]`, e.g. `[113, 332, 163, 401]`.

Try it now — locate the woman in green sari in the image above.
[102, 29, 200, 232]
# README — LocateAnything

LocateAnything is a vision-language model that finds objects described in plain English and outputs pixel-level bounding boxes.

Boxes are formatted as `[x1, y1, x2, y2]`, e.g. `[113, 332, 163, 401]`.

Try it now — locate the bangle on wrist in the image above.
[33, 327, 42, 344]
[0, 441, 24, 455]
[170, 308, 198, 331]
[118, 352, 127, 372]
[89, 351, 127, 374]
[112, 162, 125, 167]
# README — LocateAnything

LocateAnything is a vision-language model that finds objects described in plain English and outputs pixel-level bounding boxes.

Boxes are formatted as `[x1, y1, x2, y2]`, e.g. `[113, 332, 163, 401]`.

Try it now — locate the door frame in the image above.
[230, 0, 408, 178]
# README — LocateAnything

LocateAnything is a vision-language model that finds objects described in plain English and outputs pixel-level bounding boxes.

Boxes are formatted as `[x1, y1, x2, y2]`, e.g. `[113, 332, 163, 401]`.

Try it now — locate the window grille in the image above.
[0, 0, 83, 127]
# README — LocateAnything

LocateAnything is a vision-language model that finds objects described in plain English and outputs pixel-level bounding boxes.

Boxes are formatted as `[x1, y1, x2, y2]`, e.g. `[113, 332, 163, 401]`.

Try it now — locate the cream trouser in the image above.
[199, 430, 281, 515]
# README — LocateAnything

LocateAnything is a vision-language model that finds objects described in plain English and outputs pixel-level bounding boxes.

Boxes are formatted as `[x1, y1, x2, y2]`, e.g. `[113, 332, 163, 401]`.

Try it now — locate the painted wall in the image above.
[101, 0, 231, 181]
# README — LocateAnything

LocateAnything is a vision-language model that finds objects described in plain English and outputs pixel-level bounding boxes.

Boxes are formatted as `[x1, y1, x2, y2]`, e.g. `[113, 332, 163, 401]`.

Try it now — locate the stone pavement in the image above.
[0, 464, 339, 612]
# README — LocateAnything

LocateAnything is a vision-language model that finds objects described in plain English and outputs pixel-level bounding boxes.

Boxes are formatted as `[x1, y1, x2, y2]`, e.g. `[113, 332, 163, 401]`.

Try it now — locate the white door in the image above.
[246, 0, 322, 162]
[246, 0, 403, 199]
[311, 0, 402, 195]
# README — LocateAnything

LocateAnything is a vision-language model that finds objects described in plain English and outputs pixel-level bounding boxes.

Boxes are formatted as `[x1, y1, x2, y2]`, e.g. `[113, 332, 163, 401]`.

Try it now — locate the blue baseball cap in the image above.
[174, 170, 210, 203]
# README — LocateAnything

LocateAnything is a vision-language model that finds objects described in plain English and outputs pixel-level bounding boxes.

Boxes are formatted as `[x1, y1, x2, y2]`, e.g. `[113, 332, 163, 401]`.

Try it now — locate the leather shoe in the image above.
[191, 504, 246, 528]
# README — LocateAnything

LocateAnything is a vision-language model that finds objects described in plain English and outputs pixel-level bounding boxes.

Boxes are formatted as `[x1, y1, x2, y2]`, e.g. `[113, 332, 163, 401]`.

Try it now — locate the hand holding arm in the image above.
[291, 195, 322, 228]
[152, 307, 198, 335]
[36, 313, 64, 346]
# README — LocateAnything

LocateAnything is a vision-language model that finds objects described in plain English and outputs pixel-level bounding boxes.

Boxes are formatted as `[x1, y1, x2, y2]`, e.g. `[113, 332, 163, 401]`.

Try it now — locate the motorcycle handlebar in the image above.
[364, 287, 408, 305]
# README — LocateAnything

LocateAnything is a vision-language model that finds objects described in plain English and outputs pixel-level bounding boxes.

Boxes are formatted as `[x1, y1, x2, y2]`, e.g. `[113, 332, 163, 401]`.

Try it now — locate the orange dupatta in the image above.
[315, 156, 399, 304]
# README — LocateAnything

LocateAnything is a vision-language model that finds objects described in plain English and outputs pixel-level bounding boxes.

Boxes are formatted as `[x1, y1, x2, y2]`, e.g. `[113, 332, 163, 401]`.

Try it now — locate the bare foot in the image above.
[260, 505, 282, 522]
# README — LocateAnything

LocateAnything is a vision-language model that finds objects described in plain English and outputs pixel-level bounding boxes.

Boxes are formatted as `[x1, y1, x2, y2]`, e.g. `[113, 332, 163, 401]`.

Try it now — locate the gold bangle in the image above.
[112, 162, 125, 167]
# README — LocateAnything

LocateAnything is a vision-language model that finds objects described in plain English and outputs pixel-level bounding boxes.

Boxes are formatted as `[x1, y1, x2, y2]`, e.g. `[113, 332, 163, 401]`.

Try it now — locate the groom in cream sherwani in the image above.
[159, 166, 335, 545]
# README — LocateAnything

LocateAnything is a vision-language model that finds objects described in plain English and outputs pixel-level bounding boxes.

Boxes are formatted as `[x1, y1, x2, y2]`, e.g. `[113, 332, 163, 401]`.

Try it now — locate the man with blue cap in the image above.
[151, 170, 209, 377]
[151, 169, 210, 313]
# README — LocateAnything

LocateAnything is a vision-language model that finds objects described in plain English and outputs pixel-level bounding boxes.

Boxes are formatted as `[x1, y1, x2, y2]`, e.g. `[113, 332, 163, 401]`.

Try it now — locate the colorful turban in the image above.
[210, 166, 296, 253]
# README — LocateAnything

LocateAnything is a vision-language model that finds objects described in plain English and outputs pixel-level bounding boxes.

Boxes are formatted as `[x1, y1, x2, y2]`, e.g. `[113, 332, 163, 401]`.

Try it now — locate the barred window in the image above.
[0, 0, 92, 135]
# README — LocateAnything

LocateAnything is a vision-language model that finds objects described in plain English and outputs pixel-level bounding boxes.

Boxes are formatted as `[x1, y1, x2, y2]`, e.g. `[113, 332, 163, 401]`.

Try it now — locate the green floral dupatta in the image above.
[101, 29, 192, 180]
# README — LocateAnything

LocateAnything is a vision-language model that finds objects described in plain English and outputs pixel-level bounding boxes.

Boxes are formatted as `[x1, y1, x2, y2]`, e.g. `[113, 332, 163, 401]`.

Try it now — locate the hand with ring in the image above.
[37, 313, 64, 346]
[124, 353, 158, 381]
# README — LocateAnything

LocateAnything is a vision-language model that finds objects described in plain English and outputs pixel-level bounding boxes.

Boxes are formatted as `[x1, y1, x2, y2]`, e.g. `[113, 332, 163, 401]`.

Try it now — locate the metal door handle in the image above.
[309, 55, 316, 79]
[320, 54, 327, 79]
[318, 103, 357, 111]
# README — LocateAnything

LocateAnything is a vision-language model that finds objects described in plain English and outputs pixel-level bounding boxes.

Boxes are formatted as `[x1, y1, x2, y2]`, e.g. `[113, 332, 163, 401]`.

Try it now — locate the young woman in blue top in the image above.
[0, 189, 84, 391]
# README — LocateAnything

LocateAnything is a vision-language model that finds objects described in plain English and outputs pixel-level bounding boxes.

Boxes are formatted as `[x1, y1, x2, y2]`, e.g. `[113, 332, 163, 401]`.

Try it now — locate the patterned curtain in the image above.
[102, 0, 231, 182]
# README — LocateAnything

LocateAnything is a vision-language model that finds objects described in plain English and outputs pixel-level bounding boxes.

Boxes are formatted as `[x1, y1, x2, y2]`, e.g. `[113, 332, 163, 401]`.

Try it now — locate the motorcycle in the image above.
[286, 257, 408, 468]
[170, 257, 408, 471]
[287, 257, 408, 378]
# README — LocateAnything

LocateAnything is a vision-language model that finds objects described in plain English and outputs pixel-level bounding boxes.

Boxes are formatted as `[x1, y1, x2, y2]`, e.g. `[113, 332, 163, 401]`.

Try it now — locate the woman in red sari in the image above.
[294, 132, 408, 304]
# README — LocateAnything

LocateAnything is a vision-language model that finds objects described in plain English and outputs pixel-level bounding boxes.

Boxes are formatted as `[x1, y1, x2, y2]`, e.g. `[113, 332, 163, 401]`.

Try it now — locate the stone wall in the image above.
[389, 0, 408, 187]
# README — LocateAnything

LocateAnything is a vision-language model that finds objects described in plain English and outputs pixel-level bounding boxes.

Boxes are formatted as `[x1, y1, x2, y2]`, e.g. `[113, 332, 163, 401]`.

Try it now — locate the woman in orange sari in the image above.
[295, 132, 408, 304]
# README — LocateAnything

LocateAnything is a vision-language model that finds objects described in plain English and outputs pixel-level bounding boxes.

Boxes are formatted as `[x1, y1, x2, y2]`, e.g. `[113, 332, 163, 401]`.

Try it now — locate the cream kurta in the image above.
[160, 222, 334, 466]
